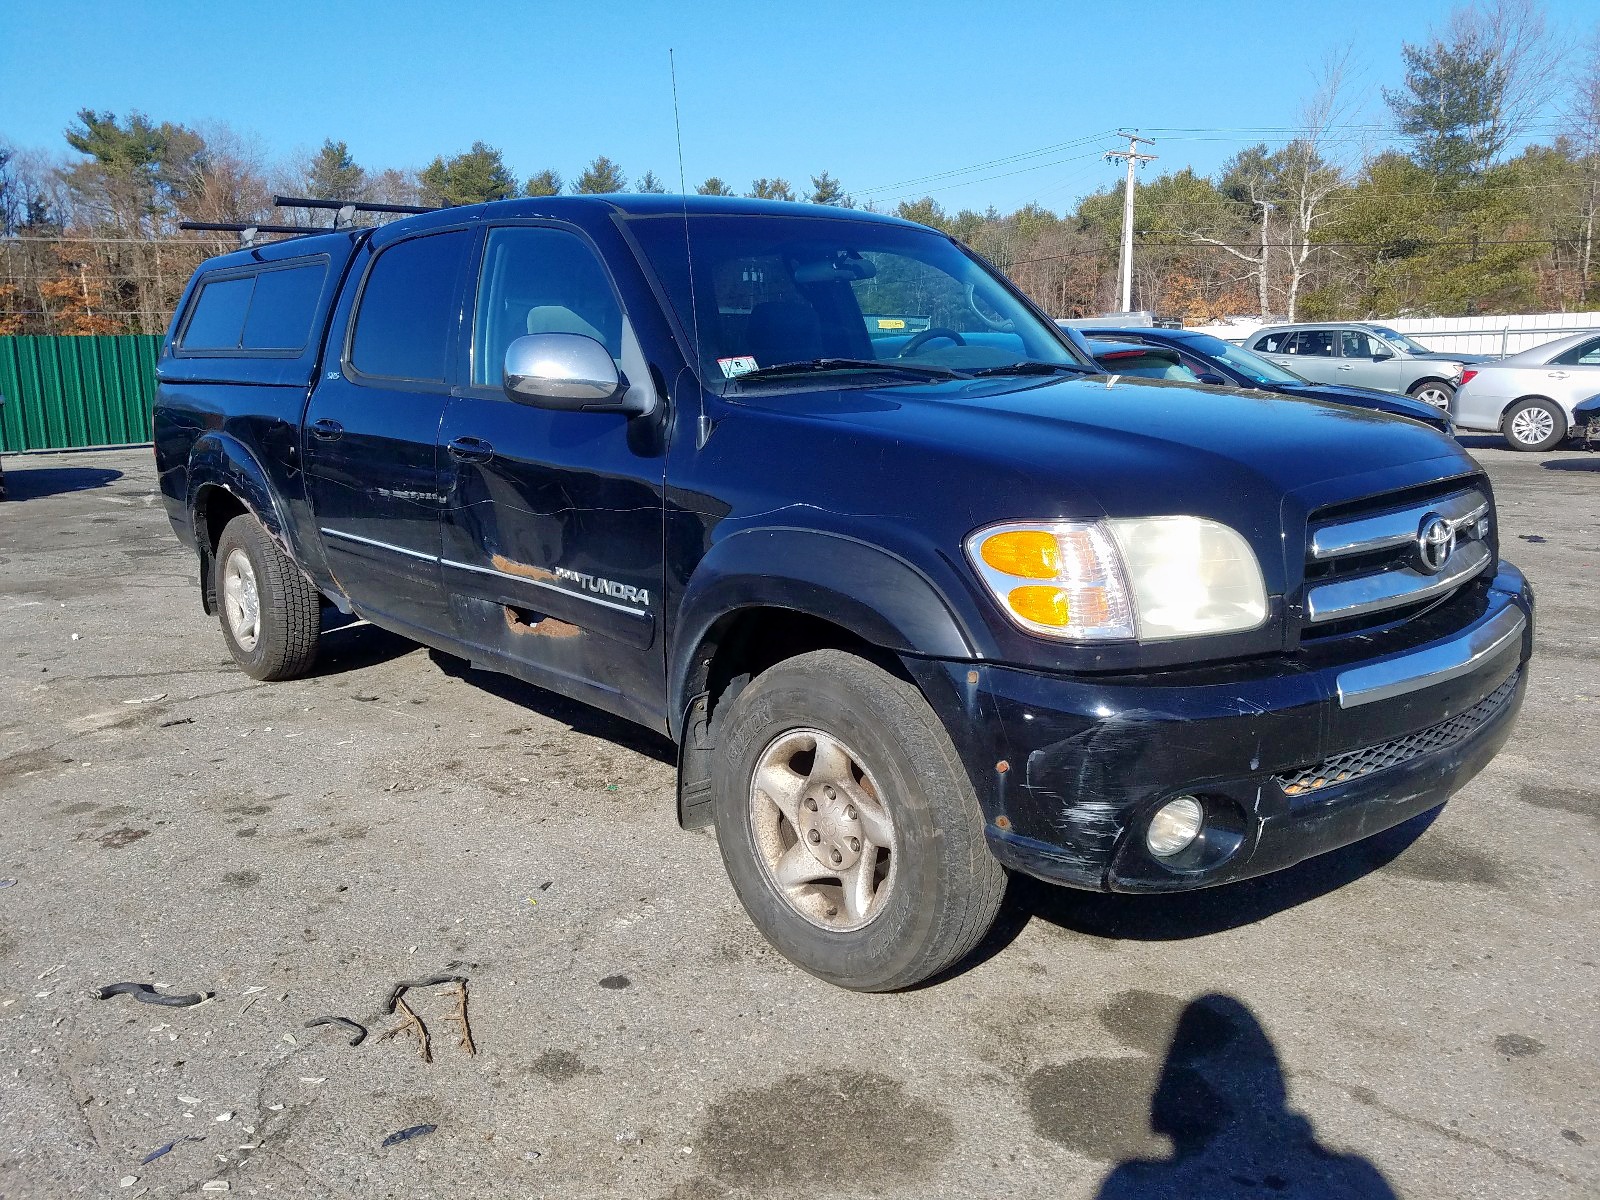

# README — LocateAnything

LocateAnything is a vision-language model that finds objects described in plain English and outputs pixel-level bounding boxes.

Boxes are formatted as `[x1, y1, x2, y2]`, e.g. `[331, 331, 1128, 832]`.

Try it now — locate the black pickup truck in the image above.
[154, 195, 1533, 990]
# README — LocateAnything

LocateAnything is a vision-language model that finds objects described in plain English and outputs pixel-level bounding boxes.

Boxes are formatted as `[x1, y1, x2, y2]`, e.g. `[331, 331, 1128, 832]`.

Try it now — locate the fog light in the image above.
[1146, 796, 1205, 857]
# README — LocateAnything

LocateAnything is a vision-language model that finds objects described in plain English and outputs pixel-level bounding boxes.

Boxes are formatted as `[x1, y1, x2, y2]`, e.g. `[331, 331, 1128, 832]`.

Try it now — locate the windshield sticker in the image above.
[718, 356, 759, 379]
[877, 318, 906, 330]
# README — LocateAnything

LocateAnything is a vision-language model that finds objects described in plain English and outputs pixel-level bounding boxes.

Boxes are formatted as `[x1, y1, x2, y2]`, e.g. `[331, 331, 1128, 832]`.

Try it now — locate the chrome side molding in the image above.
[1335, 605, 1526, 709]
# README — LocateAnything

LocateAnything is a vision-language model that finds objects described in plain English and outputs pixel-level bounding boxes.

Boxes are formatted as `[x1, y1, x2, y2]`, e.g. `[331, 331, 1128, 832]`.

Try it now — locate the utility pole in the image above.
[1104, 132, 1157, 313]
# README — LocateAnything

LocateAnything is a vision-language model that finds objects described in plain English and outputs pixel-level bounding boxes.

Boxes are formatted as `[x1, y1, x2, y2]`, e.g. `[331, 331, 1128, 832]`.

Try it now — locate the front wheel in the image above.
[1409, 379, 1454, 411]
[711, 649, 1005, 991]
[1502, 398, 1568, 452]
[214, 514, 322, 681]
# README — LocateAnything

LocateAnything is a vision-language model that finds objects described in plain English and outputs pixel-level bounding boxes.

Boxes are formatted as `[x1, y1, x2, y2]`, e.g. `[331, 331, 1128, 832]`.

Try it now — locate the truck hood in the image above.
[732, 372, 1479, 585]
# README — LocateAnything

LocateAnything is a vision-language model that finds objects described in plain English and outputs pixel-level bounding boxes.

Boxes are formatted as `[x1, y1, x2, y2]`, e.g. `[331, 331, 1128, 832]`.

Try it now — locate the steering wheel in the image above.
[897, 327, 967, 357]
[965, 282, 1015, 332]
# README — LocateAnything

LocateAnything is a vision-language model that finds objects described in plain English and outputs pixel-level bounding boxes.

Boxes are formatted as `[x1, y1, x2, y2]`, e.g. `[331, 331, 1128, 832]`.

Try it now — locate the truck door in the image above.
[437, 222, 667, 730]
[303, 226, 473, 636]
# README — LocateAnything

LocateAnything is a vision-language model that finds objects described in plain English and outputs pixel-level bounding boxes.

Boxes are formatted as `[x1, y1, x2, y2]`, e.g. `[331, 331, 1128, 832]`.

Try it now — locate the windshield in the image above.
[1180, 333, 1307, 386]
[1369, 327, 1432, 355]
[625, 213, 1085, 388]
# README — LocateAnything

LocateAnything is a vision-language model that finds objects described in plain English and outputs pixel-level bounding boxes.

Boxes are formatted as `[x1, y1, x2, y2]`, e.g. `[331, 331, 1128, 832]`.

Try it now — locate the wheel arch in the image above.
[668, 528, 982, 828]
[1497, 393, 1560, 425]
[186, 433, 306, 614]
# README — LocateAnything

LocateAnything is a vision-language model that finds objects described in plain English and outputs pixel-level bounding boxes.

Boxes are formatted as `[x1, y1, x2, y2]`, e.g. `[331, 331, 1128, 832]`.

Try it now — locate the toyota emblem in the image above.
[1417, 514, 1455, 573]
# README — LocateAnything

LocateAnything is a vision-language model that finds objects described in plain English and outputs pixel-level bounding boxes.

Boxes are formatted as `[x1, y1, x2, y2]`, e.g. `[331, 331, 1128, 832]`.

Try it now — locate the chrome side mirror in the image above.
[503, 333, 640, 412]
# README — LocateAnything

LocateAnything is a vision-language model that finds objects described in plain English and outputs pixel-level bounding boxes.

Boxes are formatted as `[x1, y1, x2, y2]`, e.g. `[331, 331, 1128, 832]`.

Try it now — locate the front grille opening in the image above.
[1275, 672, 1519, 797]
[1308, 474, 1480, 526]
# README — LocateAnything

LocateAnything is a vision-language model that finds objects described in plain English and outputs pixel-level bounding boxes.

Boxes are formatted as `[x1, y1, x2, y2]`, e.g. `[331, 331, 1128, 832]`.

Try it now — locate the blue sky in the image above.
[3, 0, 1595, 214]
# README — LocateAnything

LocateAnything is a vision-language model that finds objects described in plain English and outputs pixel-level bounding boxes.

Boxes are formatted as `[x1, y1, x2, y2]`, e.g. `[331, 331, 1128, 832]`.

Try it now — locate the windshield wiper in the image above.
[733, 358, 970, 383]
[966, 360, 1097, 378]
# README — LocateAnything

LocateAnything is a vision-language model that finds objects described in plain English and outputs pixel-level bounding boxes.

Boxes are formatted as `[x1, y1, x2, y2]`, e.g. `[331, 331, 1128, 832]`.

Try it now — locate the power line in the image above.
[855, 131, 1117, 196]
[1009, 235, 1564, 266]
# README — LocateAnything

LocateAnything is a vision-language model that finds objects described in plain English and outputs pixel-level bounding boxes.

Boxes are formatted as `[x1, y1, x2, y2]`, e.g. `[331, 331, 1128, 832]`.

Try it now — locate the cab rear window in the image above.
[179, 259, 328, 353]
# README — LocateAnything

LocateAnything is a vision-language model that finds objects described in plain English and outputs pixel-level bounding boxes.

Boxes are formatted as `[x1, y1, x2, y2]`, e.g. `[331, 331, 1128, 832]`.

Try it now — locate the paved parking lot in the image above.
[0, 440, 1596, 1199]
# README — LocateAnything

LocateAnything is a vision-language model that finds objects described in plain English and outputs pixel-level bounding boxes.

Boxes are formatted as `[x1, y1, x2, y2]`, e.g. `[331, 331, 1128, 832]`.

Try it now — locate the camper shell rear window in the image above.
[177, 257, 330, 356]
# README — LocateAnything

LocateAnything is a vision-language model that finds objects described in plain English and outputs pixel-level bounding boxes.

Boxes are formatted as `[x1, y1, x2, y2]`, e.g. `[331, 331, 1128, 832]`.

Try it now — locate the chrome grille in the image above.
[1275, 671, 1518, 797]
[1303, 483, 1492, 628]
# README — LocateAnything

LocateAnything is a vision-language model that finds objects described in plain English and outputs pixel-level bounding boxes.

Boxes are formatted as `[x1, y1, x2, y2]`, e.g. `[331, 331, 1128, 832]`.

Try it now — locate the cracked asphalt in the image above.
[0, 439, 1595, 1199]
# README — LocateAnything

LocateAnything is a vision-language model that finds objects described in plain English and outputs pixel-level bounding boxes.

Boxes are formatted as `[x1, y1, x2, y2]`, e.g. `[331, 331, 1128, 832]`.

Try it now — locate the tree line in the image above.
[2, 0, 1596, 337]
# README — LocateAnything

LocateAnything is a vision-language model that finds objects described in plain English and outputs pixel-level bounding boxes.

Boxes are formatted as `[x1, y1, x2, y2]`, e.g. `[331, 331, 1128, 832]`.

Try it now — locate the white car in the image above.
[1452, 329, 1600, 451]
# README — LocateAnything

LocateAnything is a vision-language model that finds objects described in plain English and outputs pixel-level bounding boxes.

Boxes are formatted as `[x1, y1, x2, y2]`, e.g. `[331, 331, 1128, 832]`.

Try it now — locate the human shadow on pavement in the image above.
[1, 464, 122, 499]
[1093, 995, 1397, 1199]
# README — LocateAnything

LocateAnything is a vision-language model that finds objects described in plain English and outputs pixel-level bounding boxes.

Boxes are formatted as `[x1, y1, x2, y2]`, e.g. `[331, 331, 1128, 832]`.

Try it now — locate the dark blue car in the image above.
[1073, 326, 1453, 433]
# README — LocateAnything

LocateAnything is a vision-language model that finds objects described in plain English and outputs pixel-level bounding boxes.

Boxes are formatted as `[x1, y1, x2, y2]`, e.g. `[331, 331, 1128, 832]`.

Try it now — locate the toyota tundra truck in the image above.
[153, 195, 1533, 991]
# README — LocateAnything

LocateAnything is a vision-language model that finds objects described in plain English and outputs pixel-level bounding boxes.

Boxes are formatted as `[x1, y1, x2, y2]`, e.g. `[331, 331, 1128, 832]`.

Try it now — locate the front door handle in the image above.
[1548, 371, 1569, 379]
[310, 418, 344, 441]
[1337, 364, 1352, 371]
[448, 436, 495, 464]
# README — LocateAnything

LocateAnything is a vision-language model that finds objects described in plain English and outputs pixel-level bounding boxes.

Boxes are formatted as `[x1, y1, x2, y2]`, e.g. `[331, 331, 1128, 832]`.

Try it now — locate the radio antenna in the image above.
[670, 48, 711, 447]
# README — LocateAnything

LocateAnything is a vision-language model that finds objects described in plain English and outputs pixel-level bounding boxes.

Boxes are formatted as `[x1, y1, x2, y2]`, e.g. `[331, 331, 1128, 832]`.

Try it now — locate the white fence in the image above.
[1185, 312, 1600, 356]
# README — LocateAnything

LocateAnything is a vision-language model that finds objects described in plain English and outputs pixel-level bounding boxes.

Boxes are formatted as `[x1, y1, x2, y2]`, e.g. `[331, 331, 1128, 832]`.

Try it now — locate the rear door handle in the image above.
[310, 418, 344, 441]
[1548, 371, 1569, 379]
[448, 436, 495, 464]
[1337, 364, 1352, 371]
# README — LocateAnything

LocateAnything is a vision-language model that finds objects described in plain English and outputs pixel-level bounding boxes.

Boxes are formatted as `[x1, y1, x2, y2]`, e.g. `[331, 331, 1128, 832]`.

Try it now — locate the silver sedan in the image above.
[1451, 329, 1600, 451]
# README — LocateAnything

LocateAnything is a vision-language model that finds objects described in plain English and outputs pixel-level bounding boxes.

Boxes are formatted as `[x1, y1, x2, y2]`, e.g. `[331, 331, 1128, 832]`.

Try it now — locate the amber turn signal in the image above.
[979, 530, 1060, 579]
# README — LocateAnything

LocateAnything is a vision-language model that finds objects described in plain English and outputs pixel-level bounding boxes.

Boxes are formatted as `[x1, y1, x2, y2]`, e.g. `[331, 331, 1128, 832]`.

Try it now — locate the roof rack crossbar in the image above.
[272, 195, 437, 215]
[179, 221, 325, 235]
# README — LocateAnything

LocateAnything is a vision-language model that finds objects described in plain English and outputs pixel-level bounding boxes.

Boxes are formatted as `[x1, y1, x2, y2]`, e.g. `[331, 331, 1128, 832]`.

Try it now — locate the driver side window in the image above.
[470, 226, 623, 388]
[1340, 330, 1375, 358]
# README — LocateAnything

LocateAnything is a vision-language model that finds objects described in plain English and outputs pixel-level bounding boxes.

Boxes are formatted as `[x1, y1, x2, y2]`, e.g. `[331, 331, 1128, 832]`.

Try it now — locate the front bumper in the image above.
[908, 563, 1533, 893]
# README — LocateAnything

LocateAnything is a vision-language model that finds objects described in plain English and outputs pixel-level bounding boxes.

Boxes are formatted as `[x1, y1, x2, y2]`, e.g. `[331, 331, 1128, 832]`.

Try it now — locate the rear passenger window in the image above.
[350, 231, 470, 382]
[182, 276, 253, 349]
[180, 259, 328, 353]
[242, 263, 326, 350]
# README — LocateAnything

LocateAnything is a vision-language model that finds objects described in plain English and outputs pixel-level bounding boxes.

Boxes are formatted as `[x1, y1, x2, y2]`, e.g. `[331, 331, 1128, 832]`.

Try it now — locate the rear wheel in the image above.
[1408, 379, 1454, 411]
[1502, 398, 1567, 452]
[215, 514, 321, 680]
[711, 649, 1005, 991]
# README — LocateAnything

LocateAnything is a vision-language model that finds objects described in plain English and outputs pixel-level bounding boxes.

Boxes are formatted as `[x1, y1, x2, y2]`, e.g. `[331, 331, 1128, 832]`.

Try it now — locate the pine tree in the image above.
[807, 171, 850, 206]
[695, 177, 734, 196]
[746, 178, 795, 201]
[635, 170, 667, 193]
[574, 156, 626, 194]
[523, 169, 562, 197]
[419, 142, 517, 207]
[306, 139, 367, 202]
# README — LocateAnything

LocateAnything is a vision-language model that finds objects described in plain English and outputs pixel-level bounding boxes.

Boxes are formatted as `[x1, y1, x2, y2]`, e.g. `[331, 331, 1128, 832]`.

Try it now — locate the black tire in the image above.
[1408, 379, 1455, 410]
[711, 649, 1005, 991]
[214, 514, 321, 681]
[1501, 397, 1568, 453]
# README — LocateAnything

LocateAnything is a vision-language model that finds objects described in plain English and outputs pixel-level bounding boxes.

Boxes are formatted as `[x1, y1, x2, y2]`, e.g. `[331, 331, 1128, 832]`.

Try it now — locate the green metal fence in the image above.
[0, 335, 163, 452]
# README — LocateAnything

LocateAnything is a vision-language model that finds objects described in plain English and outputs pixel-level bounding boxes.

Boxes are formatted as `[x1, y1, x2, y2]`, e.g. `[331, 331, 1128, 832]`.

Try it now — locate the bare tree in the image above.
[1566, 25, 1600, 300]
[1280, 48, 1356, 321]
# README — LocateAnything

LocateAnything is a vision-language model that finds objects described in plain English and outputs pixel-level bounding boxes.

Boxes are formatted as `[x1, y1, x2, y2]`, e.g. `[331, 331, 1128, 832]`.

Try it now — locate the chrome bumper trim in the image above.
[1335, 604, 1526, 709]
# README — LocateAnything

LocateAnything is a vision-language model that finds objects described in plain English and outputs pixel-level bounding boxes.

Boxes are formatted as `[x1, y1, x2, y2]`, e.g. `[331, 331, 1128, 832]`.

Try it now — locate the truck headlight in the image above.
[965, 517, 1267, 642]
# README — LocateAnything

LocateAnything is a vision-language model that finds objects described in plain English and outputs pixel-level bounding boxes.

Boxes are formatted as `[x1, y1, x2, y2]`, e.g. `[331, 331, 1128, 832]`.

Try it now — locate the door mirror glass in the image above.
[503, 333, 626, 410]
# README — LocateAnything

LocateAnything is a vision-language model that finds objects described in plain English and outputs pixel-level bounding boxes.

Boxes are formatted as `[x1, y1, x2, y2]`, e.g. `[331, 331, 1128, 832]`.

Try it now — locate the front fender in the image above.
[668, 526, 979, 735]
